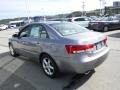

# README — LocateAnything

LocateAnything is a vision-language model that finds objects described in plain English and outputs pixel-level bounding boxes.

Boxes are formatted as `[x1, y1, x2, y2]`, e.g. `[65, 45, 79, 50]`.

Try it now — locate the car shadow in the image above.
[108, 33, 120, 38]
[0, 53, 95, 90]
[63, 70, 95, 90]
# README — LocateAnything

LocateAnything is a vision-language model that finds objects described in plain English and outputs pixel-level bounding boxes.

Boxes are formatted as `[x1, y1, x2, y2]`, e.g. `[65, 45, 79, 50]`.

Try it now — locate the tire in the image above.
[103, 26, 108, 32]
[9, 44, 19, 57]
[41, 54, 59, 78]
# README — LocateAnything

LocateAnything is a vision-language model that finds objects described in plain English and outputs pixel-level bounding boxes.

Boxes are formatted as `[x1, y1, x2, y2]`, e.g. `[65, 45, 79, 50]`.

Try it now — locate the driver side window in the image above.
[19, 26, 30, 38]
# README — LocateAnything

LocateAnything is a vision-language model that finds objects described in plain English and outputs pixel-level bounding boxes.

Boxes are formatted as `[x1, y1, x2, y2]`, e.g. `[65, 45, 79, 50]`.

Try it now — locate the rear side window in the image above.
[49, 23, 88, 36]
[30, 25, 41, 38]
[74, 18, 85, 21]
[30, 24, 48, 39]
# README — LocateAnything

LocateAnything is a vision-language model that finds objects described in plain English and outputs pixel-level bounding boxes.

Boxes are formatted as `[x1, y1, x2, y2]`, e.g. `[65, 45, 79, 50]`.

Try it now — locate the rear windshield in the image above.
[49, 23, 89, 36]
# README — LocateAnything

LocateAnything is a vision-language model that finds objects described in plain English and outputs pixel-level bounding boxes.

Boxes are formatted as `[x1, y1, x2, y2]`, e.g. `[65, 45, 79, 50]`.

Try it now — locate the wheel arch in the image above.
[39, 52, 55, 63]
[8, 42, 11, 46]
[103, 25, 109, 32]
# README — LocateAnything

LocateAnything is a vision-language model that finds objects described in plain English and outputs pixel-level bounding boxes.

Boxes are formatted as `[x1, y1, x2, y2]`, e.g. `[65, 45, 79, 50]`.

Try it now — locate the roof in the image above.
[9, 20, 24, 24]
[30, 21, 68, 25]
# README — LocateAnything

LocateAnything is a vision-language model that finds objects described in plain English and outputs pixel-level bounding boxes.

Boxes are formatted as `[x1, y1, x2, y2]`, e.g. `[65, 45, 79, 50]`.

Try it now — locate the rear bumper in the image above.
[54, 47, 109, 73]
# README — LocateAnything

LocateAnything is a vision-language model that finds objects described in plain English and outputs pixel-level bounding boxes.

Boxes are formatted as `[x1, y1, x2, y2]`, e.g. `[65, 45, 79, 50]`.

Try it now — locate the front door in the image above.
[19, 24, 49, 61]
[16, 25, 31, 56]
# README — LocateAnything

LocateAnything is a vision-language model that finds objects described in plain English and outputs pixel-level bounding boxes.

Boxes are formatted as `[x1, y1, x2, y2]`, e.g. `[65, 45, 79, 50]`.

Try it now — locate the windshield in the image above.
[49, 23, 89, 36]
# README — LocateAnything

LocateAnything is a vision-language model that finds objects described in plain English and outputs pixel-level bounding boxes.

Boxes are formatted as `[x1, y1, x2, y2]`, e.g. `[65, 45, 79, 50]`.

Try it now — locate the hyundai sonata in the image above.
[9, 22, 109, 78]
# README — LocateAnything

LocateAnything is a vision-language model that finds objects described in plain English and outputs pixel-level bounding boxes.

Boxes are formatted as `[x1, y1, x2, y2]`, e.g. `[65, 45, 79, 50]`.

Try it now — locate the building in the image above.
[113, 1, 120, 7]
[112, 1, 120, 14]
[103, 1, 120, 15]
[32, 16, 46, 22]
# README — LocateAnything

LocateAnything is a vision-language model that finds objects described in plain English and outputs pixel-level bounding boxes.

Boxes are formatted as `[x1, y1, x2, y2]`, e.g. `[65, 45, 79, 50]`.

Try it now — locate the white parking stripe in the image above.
[0, 46, 9, 54]
[0, 56, 14, 68]
[3, 58, 25, 73]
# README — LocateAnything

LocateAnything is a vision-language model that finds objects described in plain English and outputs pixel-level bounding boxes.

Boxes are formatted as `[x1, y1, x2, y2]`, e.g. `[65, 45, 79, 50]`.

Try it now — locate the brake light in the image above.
[103, 36, 107, 45]
[65, 44, 94, 54]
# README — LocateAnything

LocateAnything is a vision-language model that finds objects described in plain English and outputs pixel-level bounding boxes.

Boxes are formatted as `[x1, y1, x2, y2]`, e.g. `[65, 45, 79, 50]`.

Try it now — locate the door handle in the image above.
[21, 41, 26, 44]
[33, 42, 40, 45]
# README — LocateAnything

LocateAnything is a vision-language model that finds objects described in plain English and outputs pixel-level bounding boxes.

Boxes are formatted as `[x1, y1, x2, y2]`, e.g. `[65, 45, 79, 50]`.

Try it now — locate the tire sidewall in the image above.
[9, 44, 17, 57]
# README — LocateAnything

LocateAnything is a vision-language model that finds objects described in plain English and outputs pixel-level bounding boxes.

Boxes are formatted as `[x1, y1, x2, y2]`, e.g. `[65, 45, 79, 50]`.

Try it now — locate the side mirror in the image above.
[19, 26, 23, 31]
[22, 34, 27, 37]
[12, 34, 18, 38]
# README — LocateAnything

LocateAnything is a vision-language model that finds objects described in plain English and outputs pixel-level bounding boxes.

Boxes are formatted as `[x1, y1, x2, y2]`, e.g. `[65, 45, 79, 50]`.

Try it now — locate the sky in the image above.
[0, 0, 117, 19]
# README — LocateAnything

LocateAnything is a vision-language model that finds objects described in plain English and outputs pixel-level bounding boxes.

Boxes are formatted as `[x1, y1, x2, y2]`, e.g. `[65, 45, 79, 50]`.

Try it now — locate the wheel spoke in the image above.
[43, 62, 47, 69]
[43, 59, 48, 66]
[49, 65, 54, 70]
[47, 68, 52, 75]
[47, 60, 50, 65]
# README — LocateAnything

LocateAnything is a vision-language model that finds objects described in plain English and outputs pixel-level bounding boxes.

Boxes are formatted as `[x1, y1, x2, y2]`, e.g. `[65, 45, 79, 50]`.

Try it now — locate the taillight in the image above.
[103, 36, 107, 45]
[65, 44, 94, 54]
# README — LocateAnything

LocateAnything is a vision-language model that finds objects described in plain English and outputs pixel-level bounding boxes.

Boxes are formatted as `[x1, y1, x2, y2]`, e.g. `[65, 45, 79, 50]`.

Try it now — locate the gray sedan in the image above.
[9, 22, 109, 78]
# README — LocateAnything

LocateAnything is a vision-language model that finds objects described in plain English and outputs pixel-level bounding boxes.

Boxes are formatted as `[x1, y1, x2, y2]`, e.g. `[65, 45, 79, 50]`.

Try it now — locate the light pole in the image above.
[25, 0, 31, 23]
[99, 0, 106, 16]
[99, 0, 102, 16]
[41, 8, 46, 22]
[82, 0, 86, 16]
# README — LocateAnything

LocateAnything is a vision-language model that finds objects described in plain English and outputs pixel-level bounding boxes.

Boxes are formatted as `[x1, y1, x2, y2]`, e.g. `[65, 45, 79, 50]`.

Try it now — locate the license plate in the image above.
[96, 42, 102, 50]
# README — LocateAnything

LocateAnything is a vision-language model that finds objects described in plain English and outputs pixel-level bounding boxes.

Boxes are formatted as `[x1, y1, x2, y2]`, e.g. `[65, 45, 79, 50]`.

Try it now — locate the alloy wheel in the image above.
[104, 26, 108, 32]
[42, 57, 55, 76]
[9, 45, 15, 56]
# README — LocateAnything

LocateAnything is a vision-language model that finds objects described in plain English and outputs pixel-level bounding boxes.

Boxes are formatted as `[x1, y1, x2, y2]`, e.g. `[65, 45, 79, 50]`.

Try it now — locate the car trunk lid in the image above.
[63, 31, 107, 53]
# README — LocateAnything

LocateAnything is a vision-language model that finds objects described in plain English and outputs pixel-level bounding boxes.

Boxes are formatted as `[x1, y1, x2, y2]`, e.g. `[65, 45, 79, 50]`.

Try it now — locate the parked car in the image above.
[89, 16, 98, 21]
[88, 17, 120, 32]
[9, 20, 25, 29]
[115, 14, 120, 19]
[0, 24, 8, 30]
[9, 22, 109, 78]
[67, 17, 90, 28]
